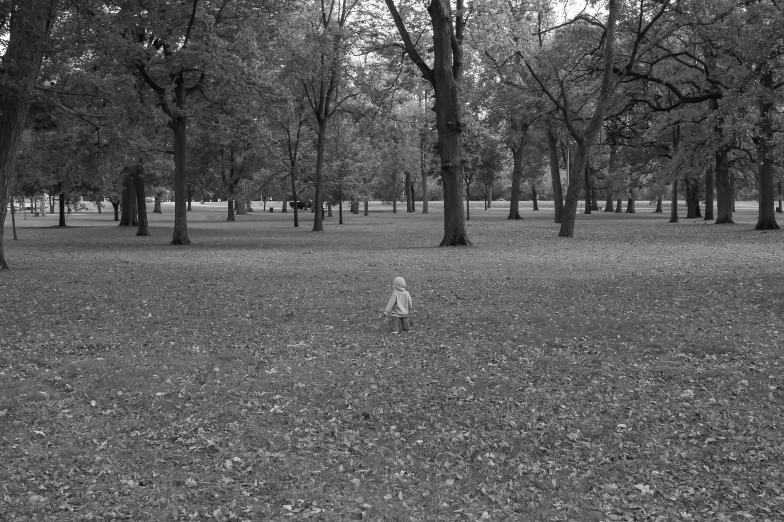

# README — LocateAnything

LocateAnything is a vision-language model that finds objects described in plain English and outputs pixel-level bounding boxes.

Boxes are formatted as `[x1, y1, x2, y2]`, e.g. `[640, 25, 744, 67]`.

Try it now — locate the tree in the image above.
[385, 0, 470, 246]
[296, 0, 360, 232]
[0, 0, 57, 269]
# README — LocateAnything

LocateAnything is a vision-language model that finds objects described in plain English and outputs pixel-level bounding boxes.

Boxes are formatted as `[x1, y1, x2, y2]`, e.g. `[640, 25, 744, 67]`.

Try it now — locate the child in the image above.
[383, 276, 413, 333]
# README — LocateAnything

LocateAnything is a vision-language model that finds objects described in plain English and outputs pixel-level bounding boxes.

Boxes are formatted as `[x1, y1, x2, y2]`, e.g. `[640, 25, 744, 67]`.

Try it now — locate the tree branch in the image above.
[383, 0, 433, 84]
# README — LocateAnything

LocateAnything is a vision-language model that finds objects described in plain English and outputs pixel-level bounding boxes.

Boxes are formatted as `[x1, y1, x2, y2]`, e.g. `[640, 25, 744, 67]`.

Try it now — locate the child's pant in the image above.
[389, 316, 410, 332]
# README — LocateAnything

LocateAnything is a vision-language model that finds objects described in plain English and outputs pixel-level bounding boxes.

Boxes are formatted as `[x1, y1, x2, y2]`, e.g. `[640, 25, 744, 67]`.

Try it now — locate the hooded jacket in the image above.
[384, 277, 413, 318]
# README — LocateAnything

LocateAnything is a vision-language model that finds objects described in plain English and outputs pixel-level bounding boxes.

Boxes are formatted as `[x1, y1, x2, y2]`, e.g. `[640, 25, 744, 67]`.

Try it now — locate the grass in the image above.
[1, 202, 783, 522]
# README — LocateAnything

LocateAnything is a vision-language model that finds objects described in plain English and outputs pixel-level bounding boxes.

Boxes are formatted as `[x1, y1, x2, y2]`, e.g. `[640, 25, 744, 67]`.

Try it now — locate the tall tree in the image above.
[0, 0, 57, 269]
[385, 0, 471, 246]
[299, 0, 359, 232]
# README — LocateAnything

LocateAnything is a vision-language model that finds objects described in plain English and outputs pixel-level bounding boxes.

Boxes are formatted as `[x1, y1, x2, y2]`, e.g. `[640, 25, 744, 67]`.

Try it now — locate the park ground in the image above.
[1, 202, 782, 521]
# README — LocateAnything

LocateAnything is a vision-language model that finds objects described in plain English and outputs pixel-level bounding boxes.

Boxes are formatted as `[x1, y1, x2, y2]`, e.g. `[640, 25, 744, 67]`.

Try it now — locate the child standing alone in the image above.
[383, 277, 413, 333]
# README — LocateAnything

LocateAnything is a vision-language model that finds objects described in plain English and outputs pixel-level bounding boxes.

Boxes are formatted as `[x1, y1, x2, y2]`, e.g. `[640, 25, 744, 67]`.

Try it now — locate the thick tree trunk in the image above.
[112, 199, 120, 221]
[615, 198, 622, 213]
[545, 127, 564, 223]
[755, 69, 779, 230]
[170, 114, 190, 244]
[560, 144, 590, 236]
[704, 166, 714, 220]
[626, 197, 635, 213]
[133, 164, 150, 236]
[508, 137, 524, 220]
[654, 195, 663, 213]
[429, 0, 470, 246]
[227, 195, 235, 221]
[120, 175, 138, 226]
[686, 181, 697, 219]
[605, 190, 614, 212]
[713, 102, 733, 224]
[669, 180, 678, 223]
[532, 186, 539, 210]
[59, 192, 66, 227]
[0, 0, 56, 269]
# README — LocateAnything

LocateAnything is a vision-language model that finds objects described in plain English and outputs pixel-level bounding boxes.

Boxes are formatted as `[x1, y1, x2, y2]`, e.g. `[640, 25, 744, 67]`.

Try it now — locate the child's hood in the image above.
[393, 277, 406, 292]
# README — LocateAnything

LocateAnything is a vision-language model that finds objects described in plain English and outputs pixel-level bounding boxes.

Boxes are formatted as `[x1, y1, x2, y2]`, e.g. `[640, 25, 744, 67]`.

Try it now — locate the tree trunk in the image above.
[0, 0, 56, 269]
[153, 194, 162, 213]
[227, 193, 235, 221]
[508, 135, 524, 220]
[339, 192, 343, 224]
[313, 119, 327, 231]
[10, 198, 17, 240]
[546, 126, 564, 223]
[364, 199, 368, 216]
[170, 113, 190, 244]
[465, 182, 470, 221]
[713, 103, 733, 224]
[654, 195, 663, 213]
[187, 184, 192, 211]
[486, 184, 492, 209]
[669, 180, 678, 223]
[405, 172, 413, 212]
[290, 171, 298, 227]
[615, 198, 622, 213]
[410, 178, 416, 211]
[429, 0, 469, 245]
[686, 181, 697, 219]
[420, 134, 428, 213]
[112, 199, 120, 221]
[120, 175, 138, 226]
[559, 0, 620, 237]
[583, 163, 592, 214]
[605, 190, 614, 212]
[59, 191, 66, 227]
[532, 186, 538, 210]
[386, 0, 469, 244]
[754, 68, 779, 230]
[626, 197, 635, 213]
[133, 163, 150, 236]
[704, 165, 714, 220]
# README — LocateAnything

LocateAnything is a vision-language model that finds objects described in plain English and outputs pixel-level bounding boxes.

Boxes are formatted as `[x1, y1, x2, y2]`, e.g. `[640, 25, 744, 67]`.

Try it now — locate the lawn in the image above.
[1, 203, 782, 522]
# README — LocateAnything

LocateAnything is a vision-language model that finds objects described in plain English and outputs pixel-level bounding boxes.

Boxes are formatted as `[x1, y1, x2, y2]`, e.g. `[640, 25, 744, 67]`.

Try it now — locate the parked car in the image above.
[289, 199, 313, 210]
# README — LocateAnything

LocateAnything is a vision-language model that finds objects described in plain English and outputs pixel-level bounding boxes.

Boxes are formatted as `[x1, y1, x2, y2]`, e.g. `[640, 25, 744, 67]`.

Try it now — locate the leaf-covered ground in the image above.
[1, 202, 782, 522]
